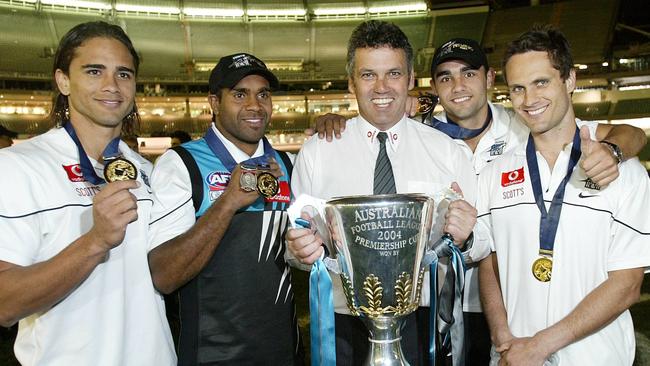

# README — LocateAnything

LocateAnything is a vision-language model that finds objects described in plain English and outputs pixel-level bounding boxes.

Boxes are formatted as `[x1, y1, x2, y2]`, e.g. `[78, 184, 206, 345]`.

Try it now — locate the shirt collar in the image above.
[515, 118, 582, 157]
[484, 102, 508, 141]
[436, 101, 504, 139]
[356, 114, 405, 152]
[210, 123, 264, 163]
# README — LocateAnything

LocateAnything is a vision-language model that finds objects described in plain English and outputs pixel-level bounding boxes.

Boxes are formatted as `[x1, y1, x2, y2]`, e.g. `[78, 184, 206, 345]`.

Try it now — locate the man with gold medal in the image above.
[0, 22, 175, 365]
[147, 53, 303, 365]
[477, 25, 650, 366]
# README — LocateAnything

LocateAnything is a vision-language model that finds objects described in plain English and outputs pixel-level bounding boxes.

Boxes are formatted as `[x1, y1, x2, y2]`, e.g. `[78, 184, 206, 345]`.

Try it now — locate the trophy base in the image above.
[364, 316, 410, 366]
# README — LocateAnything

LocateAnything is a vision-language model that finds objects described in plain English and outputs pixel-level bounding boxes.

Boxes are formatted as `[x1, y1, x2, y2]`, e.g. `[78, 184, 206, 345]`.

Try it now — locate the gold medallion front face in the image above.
[104, 158, 137, 182]
[256, 172, 279, 198]
[532, 257, 553, 282]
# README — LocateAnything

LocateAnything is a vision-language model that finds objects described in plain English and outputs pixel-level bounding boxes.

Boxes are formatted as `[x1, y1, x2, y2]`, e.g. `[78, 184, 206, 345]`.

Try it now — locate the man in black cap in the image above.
[148, 53, 304, 365]
[429, 36, 646, 365]
[0, 125, 17, 149]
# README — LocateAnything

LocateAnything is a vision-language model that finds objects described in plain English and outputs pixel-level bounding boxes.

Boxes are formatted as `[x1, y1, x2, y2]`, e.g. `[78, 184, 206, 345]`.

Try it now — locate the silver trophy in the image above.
[324, 193, 438, 366]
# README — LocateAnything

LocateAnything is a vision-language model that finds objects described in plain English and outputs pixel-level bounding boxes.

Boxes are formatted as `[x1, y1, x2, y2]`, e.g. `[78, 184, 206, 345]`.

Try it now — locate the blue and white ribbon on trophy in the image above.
[427, 233, 467, 366]
[419, 188, 468, 366]
[288, 196, 337, 366]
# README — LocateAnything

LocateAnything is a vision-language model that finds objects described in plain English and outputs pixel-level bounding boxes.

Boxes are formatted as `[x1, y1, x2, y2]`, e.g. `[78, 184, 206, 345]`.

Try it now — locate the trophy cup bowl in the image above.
[325, 193, 436, 366]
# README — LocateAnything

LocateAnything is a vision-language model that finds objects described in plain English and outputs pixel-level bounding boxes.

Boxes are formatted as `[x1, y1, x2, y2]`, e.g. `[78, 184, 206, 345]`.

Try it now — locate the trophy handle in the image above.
[422, 188, 462, 267]
[287, 194, 336, 260]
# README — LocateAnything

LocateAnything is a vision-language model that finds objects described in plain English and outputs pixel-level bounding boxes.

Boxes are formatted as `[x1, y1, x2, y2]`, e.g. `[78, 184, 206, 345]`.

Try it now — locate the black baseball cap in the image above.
[430, 38, 489, 75]
[0, 125, 18, 138]
[208, 53, 279, 94]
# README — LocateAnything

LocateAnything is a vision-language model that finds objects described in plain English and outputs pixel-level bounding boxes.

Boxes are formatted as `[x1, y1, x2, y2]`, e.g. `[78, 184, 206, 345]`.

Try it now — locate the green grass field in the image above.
[2, 272, 650, 365]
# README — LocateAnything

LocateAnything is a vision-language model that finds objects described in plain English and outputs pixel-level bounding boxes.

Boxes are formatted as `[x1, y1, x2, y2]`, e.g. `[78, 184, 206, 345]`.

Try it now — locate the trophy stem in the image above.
[364, 316, 410, 366]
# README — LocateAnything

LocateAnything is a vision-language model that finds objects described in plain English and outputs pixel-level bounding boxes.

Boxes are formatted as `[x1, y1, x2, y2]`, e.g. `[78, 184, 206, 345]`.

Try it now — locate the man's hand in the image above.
[219, 158, 284, 212]
[405, 94, 419, 117]
[493, 327, 515, 352]
[444, 182, 477, 246]
[579, 125, 619, 187]
[307, 113, 347, 141]
[286, 216, 324, 265]
[88, 180, 140, 251]
[497, 336, 550, 366]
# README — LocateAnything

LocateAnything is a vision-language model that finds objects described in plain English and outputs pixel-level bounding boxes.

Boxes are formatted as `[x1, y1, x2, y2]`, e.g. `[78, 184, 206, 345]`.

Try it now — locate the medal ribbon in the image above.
[428, 234, 467, 366]
[427, 107, 492, 140]
[204, 126, 274, 171]
[526, 127, 581, 254]
[63, 122, 121, 185]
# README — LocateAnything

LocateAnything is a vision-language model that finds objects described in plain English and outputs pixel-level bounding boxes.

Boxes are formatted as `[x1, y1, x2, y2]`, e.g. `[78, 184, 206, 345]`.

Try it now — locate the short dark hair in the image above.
[346, 20, 414, 78]
[503, 24, 574, 82]
[50, 21, 141, 135]
[0, 125, 18, 138]
[170, 130, 192, 143]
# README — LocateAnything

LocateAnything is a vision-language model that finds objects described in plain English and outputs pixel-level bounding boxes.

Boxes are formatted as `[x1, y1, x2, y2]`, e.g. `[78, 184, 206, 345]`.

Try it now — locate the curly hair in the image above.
[503, 24, 574, 82]
[346, 20, 414, 77]
[49, 21, 141, 135]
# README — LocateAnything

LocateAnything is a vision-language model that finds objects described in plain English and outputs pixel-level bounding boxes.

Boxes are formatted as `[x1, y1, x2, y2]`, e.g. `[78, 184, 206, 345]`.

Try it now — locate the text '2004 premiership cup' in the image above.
[325, 194, 434, 365]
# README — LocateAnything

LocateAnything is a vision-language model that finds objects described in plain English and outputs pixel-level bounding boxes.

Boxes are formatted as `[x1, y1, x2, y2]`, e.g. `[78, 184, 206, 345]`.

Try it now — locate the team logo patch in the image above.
[489, 141, 506, 156]
[206, 171, 231, 201]
[265, 181, 291, 203]
[501, 167, 525, 187]
[139, 169, 150, 187]
[581, 178, 601, 191]
[63, 164, 85, 182]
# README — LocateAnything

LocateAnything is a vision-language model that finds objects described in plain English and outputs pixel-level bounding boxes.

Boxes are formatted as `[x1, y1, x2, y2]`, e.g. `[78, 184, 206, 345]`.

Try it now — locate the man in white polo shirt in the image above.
[426, 37, 647, 365]
[0, 22, 175, 365]
[478, 25, 650, 366]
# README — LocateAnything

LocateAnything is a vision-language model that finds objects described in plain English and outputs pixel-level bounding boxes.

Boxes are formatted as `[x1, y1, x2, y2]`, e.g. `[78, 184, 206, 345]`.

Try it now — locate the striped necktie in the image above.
[373, 132, 396, 194]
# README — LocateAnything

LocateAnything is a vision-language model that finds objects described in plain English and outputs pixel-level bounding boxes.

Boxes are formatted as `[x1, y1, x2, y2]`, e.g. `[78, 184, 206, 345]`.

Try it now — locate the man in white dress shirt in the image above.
[287, 20, 488, 365]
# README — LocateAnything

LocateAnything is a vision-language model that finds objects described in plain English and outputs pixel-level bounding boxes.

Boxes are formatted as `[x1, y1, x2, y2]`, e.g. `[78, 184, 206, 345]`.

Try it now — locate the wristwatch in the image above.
[600, 141, 623, 164]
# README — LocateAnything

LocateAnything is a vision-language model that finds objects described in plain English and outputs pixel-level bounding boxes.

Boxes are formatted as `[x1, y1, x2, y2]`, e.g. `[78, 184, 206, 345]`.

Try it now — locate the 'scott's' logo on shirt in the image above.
[501, 167, 525, 187]
[62, 164, 85, 182]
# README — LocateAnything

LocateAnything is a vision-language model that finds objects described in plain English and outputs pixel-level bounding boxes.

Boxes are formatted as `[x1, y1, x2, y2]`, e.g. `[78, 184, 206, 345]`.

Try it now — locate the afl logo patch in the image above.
[501, 167, 525, 187]
[206, 171, 231, 189]
[62, 164, 85, 182]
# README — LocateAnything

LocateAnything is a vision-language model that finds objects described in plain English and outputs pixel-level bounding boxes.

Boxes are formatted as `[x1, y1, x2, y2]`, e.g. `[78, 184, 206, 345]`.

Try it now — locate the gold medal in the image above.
[103, 157, 137, 182]
[256, 172, 279, 198]
[532, 257, 553, 282]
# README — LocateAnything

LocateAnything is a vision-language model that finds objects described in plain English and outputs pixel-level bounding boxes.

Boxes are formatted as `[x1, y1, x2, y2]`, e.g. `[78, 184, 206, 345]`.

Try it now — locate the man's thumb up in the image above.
[579, 125, 594, 156]
[579, 125, 620, 187]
